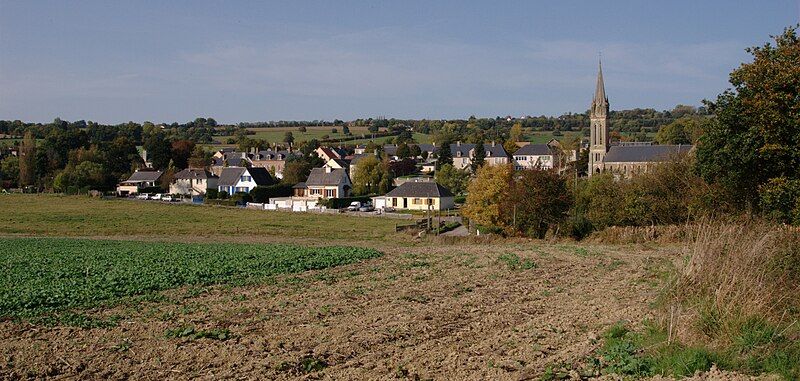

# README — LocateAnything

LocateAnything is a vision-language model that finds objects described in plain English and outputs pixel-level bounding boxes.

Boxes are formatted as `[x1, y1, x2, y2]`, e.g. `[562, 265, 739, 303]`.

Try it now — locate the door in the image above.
[403, 198, 407, 208]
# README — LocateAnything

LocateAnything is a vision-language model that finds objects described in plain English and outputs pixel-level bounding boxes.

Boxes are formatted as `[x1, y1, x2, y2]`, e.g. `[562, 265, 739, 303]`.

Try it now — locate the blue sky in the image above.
[1, 1, 798, 124]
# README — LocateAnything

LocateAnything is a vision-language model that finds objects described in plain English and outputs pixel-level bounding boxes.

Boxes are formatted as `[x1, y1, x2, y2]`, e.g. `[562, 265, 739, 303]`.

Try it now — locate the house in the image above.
[324, 158, 351, 172]
[217, 167, 275, 195]
[116, 170, 163, 196]
[513, 143, 556, 170]
[377, 181, 455, 211]
[420, 160, 436, 173]
[353, 144, 367, 155]
[315, 147, 341, 162]
[210, 151, 252, 175]
[302, 167, 352, 198]
[450, 141, 509, 171]
[170, 169, 218, 196]
[348, 153, 376, 175]
[250, 149, 297, 179]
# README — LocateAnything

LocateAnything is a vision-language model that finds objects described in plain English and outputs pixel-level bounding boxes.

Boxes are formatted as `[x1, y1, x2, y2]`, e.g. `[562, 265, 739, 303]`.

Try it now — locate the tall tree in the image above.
[501, 169, 572, 238]
[471, 141, 486, 172]
[435, 140, 453, 170]
[396, 143, 411, 159]
[18, 131, 37, 186]
[435, 164, 470, 195]
[504, 122, 523, 153]
[461, 164, 513, 230]
[170, 140, 195, 170]
[696, 26, 800, 210]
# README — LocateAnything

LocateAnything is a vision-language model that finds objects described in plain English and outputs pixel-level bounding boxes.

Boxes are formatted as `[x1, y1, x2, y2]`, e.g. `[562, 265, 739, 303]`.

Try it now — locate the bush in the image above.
[230, 192, 252, 205]
[249, 184, 293, 203]
[218, 190, 229, 199]
[205, 188, 219, 200]
[319, 196, 372, 209]
[759, 177, 800, 224]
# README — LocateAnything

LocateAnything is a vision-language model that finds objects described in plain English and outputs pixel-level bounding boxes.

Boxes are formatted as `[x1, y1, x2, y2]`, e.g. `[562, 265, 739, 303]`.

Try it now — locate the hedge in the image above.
[250, 184, 294, 203]
[320, 196, 374, 209]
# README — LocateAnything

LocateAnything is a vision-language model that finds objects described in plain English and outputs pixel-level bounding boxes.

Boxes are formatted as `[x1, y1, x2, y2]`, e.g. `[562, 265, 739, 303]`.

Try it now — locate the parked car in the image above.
[358, 203, 374, 212]
[136, 193, 150, 200]
[152, 193, 163, 200]
[347, 201, 362, 211]
[162, 195, 174, 202]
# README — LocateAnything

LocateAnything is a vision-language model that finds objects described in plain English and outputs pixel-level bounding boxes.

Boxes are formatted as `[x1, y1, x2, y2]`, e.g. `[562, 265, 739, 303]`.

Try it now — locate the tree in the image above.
[409, 144, 422, 158]
[351, 155, 388, 195]
[435, 140, 453, 170]
[388, 158, 416, 177]
[298, 126, 307, 133]
[1, 155, 20, 186]
[103, 136, 141, 180]
[501, 169, 572, 238]
[18, 131, 37, 186]
[696, 26, 800, 210]
[342, 125, 351, 135]
[461, 164, 513, 230]
[655, 117, 706, 145]
[188, 145, 211, 168]
[505, 122, 523, 153]
[471, 141, 486, 172]
[143, 133, 171, 170]
[281, 160, 312, 185]
[171, 140, 195, 169]
[396, 143, 411, 159]
[435, 164, 469, 195]
[283, 131, 295, 145]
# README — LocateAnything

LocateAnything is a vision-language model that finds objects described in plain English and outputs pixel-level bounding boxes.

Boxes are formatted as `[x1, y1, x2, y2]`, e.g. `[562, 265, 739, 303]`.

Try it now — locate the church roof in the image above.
[604, 145, 692, 163]
[594, 61, 607, 104]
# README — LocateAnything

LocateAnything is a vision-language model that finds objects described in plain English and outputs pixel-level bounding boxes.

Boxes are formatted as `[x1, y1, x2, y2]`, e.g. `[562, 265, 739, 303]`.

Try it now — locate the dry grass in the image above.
[586, 224, 698, 245]
[664, 222, 800, 346]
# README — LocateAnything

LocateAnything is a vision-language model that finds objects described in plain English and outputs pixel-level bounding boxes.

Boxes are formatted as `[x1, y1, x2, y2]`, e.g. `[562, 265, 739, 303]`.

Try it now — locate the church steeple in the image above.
[591, 60, 609, 116]
[588, 59, 610, 176]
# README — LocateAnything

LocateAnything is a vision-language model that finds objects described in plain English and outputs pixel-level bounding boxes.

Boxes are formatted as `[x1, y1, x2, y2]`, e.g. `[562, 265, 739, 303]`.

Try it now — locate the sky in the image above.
[1, 1, 798, 124]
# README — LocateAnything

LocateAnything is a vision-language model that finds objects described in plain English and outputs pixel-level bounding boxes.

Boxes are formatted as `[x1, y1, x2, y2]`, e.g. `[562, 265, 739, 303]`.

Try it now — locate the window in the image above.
[326, 189, 336, 198]
[311, 188, 321, 195]
[236, 186, 248, 193]
[427, 198, 433, 205]
[241, 176, 252, 182]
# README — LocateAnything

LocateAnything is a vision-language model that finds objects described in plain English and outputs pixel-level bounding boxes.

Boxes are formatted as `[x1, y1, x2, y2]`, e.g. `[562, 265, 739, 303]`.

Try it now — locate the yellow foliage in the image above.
[461, 164, 513, 229]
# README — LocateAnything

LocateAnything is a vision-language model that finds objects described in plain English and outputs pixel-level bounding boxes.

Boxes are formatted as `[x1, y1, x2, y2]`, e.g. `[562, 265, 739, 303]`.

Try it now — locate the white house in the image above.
[450, 141, 509, 171]
[513, 144, 555, 170]
[217, 167, 275, 195]
[116, 170, 163, 196]
[380, 181, 455, 211]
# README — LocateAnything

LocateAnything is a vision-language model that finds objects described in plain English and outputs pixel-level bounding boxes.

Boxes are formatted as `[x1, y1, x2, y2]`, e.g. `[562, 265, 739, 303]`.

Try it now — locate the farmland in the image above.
[0, 195, 776, 380]
[0, 237, 381, 319]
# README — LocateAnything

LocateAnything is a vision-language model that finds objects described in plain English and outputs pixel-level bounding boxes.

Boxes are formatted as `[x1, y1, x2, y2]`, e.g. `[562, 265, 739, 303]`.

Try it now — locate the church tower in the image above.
[588, 60, 609, 176]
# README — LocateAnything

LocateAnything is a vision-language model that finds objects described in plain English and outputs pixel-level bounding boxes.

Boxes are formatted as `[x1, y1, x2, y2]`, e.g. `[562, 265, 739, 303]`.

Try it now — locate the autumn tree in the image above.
[170, 140, 195, 169]
[461, 164, 513, 230]
[655, 117, 706, 145]
[188, 145, 211, 168]
[501, 169, 572, 238]
[696, 26, 800, 213]
[504, 122, 523, 153]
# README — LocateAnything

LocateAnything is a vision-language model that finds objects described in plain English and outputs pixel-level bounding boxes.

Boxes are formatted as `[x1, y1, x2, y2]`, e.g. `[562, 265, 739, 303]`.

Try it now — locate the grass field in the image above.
[0, 194, 398, 242]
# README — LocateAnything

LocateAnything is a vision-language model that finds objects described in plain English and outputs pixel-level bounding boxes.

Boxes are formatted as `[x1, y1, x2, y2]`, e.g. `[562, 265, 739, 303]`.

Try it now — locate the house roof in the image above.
[218, 167, 246, 186]
[385, 182, 455, 198]
[514, 144, 551, 156]
[255, 149, 296, 161]
[214, 154, 249, 167]
[449, 142, 507, 158]
[328, 158, 350, 168]
[604, 145, 693, 163]
[349, 153, 375, 165]
[317, 147, 340, 159]
[218, 167, 275, 187]
[127, 170, 163, 182]
[174, 168, 216, 180]
[293, 182, 307, 189]
[305, 167, 349, 186]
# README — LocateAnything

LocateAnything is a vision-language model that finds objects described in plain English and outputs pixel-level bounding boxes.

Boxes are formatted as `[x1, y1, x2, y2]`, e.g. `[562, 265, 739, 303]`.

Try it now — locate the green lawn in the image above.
[0, 194, 398, 241]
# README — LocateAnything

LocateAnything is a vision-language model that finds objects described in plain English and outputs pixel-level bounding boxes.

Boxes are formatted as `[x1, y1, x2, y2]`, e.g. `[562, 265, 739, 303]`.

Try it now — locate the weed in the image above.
[497, 253, 537, 271]
[276, 355, 328, 375]
[165, 325, 231, 341]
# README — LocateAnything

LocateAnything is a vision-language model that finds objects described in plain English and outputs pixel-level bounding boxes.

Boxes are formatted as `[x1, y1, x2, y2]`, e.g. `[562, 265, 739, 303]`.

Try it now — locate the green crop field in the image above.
[0, 237, 381, 319]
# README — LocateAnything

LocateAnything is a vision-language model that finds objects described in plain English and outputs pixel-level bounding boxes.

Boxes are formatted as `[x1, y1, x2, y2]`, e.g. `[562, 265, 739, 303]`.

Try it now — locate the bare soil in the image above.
[0, 237, 701, 380]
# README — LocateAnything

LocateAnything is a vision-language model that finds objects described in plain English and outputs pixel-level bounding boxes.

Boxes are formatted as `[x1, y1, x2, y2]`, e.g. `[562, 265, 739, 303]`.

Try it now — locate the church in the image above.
[588, 62, 692, 178]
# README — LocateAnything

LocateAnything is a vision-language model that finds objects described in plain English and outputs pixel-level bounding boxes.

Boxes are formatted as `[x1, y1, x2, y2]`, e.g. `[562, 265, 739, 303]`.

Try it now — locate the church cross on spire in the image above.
[594, 58, 607, 105]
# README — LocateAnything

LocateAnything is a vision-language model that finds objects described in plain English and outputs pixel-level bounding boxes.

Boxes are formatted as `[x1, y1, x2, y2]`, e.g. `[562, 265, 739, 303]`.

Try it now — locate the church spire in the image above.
[593, 59, 607, 105]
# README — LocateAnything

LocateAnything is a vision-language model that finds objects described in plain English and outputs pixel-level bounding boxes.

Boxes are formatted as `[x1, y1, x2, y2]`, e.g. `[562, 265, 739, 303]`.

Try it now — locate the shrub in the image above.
[230, 192, 252, 204]
[249, 184, 293, 203]
[218, 190, 229, 199]
[759, 177, 800, 224]
[205, 188, 219, 200]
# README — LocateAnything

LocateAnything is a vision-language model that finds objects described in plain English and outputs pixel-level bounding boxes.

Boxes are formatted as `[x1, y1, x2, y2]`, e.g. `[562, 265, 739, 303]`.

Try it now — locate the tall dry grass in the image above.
[664, 221, 800, 346]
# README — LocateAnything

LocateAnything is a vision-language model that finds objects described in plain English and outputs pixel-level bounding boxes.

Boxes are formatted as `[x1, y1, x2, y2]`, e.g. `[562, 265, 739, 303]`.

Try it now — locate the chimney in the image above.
[491, 141, 496, 147]
[456, 141, 461, 147]
[241, 152, 247, 159]
[325, 166, 332, 173]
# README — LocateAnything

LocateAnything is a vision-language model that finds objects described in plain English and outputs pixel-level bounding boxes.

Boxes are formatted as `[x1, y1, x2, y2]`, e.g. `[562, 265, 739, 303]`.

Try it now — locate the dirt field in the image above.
[0, 233, 676, 380]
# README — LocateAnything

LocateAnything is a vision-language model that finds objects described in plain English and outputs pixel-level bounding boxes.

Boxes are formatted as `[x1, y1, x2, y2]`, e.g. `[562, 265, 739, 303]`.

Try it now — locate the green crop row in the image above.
[0, 238, 381, 318]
